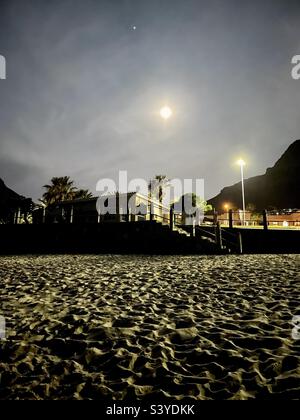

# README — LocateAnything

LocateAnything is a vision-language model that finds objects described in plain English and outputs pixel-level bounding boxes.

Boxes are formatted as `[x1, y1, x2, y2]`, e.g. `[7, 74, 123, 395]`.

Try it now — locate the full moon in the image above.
[160, 106, 172, 120]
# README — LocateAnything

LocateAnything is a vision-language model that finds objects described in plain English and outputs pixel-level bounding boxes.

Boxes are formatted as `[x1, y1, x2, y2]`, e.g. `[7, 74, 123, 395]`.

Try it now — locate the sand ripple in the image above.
[0, 254, 299, 400]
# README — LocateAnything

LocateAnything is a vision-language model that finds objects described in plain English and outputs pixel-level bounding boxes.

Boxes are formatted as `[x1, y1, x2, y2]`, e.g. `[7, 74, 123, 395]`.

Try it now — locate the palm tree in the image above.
[74, 189, 93, 200]
[148, 175, 169, 203]
[42, 177, 93, 206]
[42, 176, 77, 206]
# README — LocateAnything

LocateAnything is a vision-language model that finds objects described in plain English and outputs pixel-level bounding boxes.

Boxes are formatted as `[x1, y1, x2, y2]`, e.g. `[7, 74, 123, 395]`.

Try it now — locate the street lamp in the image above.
[236, 159, 246, 226]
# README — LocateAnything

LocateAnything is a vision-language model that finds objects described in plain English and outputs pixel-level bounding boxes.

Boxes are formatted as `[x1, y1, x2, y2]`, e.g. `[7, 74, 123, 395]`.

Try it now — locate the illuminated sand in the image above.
[0, 255, 299, 400]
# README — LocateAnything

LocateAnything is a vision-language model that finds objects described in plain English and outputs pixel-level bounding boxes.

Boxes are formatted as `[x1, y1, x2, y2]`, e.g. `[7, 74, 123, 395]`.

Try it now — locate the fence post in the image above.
[263, 210, 268, 231]
[116, 192, 120, 222]
[229, 209, 233, 228]
[16, 208, 21, 224]
[150, 202, 154, 221]
[213, 210, 218, 226]
[237, 232, 243, 254]
[192, 219, 196, 237]
[125, 197, 129, 222]
[169, 207, 174, 230]
[215, 222, 223, 250]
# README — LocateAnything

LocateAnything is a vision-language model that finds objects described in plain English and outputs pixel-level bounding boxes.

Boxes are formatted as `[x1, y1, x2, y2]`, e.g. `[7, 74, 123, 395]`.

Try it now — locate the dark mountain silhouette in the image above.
[0, 179, 33, 223]
[208, 140, 300, 211]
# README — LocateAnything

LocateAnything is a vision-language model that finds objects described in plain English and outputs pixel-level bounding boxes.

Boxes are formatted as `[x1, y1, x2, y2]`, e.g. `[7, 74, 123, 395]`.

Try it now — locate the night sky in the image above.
[0, 0, 300, 201]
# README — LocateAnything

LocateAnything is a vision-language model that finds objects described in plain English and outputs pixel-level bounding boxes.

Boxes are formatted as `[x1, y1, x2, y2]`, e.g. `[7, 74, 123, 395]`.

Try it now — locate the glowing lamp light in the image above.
[236, 159, 246, 167]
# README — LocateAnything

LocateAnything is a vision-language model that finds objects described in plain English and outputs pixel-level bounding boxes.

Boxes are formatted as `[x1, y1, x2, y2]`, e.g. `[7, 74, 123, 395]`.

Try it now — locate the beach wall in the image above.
[193, 226, 300, 254]
[0, 222, 197, 255]
[0, 223, 299, 255]
[232, 227, 300, 254]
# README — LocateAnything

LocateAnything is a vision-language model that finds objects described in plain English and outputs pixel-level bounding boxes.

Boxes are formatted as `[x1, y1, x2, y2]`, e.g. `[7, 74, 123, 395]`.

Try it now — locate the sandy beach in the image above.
[0, 254, 299, 400]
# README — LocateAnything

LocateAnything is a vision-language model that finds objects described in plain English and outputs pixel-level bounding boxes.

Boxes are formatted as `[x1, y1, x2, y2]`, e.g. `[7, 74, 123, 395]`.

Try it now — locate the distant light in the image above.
[224, 203, 229, 210]
[160, 106, 172, 120]
[132, 25, 137, 30]
[236, 159, 246, 167]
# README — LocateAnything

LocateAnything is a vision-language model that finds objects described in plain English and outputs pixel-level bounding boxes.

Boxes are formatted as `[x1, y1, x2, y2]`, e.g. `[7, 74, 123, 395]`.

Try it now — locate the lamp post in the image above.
[237, 159, 246, 226]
